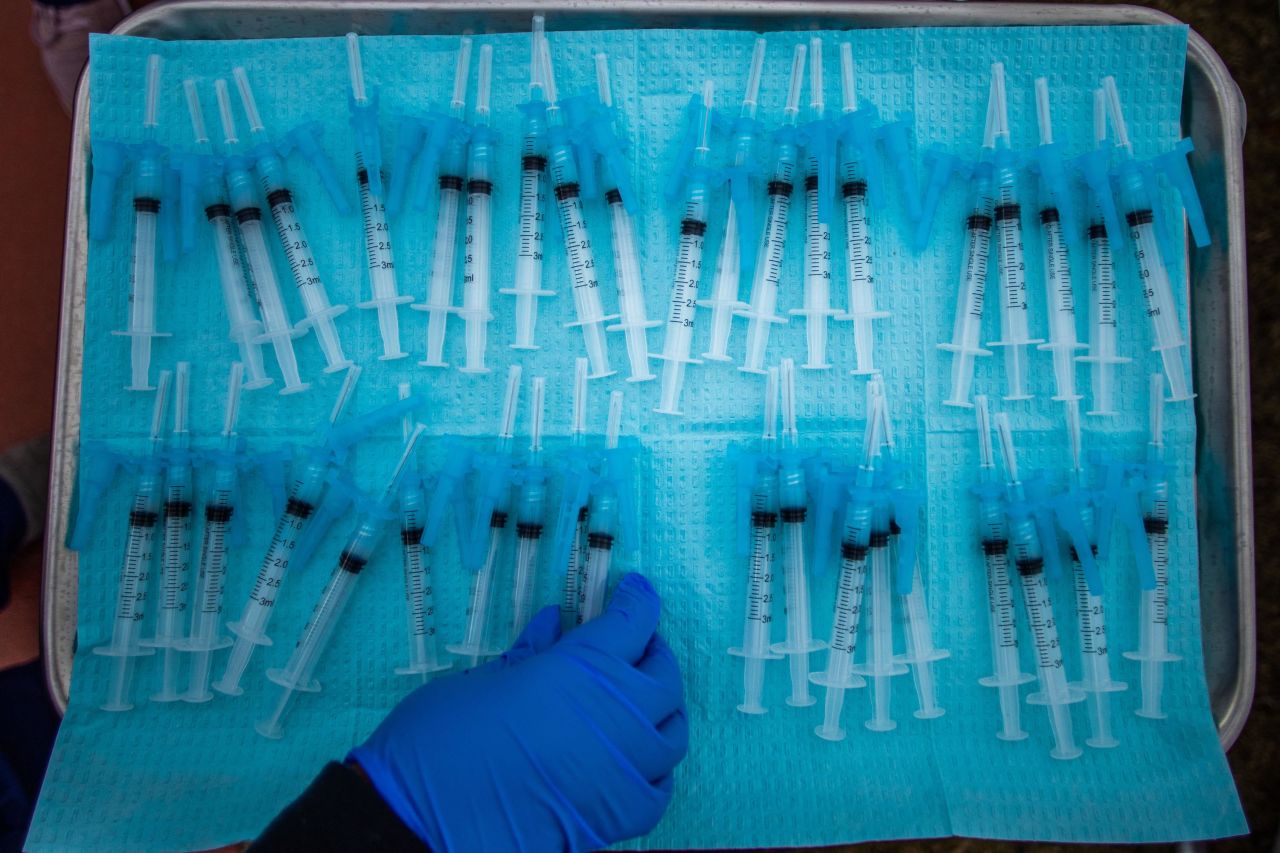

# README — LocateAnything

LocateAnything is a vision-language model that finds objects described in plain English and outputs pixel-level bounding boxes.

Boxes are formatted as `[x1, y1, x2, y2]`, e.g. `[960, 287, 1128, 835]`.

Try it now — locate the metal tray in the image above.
[44, 1, 1254, 749]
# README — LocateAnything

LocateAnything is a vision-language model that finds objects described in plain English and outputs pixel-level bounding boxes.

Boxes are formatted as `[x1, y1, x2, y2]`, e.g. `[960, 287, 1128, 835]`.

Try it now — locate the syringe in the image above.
[878, 382, 948, 720]
[577, 391, 625, 625]
[1125, 373, 1181, 718]
[347, 34, 412, 362]
[851, 468, 908, 732]
[738, 44, 805, 374]
[449, 366, 522, 666]
[654, 81, 714, 416]
[1076, 88, 1130, 417]
[181, 80, 273, 391]
[699, 37, 765, 363]
[214, 79, 309, 395]
[833, 43, 889, 377]
[986, 63, 1042, 401]
[555, 359, 591, 625]
[233, 68, 352, 374]
[258, 424, 427, 739]
[770, 359, 825, 705]
[415, 39, 473, 368]
[144, 362, 194, 702]
[393, 384, 452, 681]
[592, 53, 659, 383]
[510, 376, 548, 637]
[728, 367, 783, 714]
[1031, 79, 1084, 406]
[811, 393, 879, 740]
[993, 412, 1084, 759]
[790, 38, 836, 371]
[502, 16, 555, 352]
[541, 37, 615, 379]
[184, 363, 246, 703]
[938, 82, 997, 408]
[112, 55, 170, 392]
[1056, 401, 1126, 747]
[95, 370, 170, 711]
[458, 46, 496, 374]
[1102, 77, 1194, 403]
[972, 395, 1032, 740]
[216, 368, 413, 695]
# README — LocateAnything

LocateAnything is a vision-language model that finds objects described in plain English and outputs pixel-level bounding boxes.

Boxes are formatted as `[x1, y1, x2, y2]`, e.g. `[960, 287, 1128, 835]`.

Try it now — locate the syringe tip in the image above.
[605, 391, 623, 450]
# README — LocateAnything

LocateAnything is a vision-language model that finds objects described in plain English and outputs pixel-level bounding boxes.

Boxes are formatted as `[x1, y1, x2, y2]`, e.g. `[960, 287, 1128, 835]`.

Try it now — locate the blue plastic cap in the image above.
[1155, 137, 1210, 248]
[175, 151, 209, 255]
[560, 94, 605, 202]
[838, 107, 886, 210]
[385, 116, 425, 217]
[805, 460, 847, 579]
[878, 115, 921, 223]
[1093, 459, 1154, 589]
[598, 440, 641, 559]
[88, 140, 131, 241]
[410, 112, 470, 213]
[282, 122, 352, 215]
[912, 146, 966, 252]
[1053, 488, 1102, 596]
[664, 92, 708, 203]
[1072, 146, 1125, 248]
[549, 450, 595, 577]
[887, 486, 923, 596]
[291, 475, 355, 572]
[67, 442, 122, 551]
[349, 89, 385, 198]
[1034, 141, 1081, 246]
[1024, 473, 1064, 581]
[253, 447, 290, 519]
[323, 394, 424, 463]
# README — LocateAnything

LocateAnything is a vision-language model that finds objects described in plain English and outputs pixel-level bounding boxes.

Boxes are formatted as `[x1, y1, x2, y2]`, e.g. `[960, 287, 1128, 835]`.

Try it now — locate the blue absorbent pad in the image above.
[28, 24, 1245, 851]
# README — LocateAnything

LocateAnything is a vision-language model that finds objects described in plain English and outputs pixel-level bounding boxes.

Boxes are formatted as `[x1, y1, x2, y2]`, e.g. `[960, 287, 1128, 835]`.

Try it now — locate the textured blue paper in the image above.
[28, 24, 1245, 852]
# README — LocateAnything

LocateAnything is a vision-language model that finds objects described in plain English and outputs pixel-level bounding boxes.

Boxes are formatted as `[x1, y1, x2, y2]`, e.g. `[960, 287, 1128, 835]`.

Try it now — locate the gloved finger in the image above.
[505, 605, 563, 663]
[612, 768, 676, 841]
[614, 632, 683, 724]
[560, 572, 660, 664]
[624, 706, 689, 783]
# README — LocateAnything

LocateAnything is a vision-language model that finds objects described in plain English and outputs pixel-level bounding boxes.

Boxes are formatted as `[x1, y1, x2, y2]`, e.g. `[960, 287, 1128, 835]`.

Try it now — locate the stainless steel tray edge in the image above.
[43, 2, 1254, 755]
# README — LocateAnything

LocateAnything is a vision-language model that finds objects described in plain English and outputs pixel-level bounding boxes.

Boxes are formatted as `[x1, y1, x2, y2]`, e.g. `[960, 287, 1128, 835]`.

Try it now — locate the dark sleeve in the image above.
[249, 762, 428, 853]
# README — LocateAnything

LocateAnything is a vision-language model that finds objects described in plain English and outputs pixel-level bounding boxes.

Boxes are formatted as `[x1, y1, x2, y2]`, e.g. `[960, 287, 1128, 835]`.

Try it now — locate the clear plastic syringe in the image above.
[216, 368, 405, 695]
[811, 394, 879, 740]
[1103, 77, 1194, 403]
[577, 391, 624, 625]
[449, 366, 522, 666]
[593, 55, 658, 384]
[214, 79, 309, 395]
[877, 381, 949, 720]
[510, 376, 549, 637]
[699, 38, 765, 363]
[113, 55, 170, 392]
[738, 44, 806, 374]
[833, 43, 889, 377]
[502, 16, 554, 352]
[393, 384, 452, 681]
[95, 370, 170, 711]
[972, 395, 1032, 740]
[938, 82, 997, 408]
[993, 412, 1084, 760]
[1031, 79, 1084, 405]
[346, 34, 412, 362]
[144, 362, 194, 702]
[1125, 373, 1181, 718]
[769, 359, 825, 705]
[558, 359, 591, 624]
[1077, 88, 1130, 417]
[728, 367, 783, 714]
[182, 79, 273, 390]
[258, 423, 427, 739]
[415, 39, 473, 368]
[790, 38, 836, 371]
[1057, 401, 1126, 747]
[654, 81, 714, 416]
[986, 63, 1043, 401]
[184, 363, 246, 703]
[540, 37, 616, 379]
[458, 45, 496, 374]
[233, 68, 352, 374]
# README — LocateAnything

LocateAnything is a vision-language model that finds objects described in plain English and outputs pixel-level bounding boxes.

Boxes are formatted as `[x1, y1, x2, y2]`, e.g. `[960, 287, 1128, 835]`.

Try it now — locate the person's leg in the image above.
[0, 435, 49, 609]
[28, 0, 129, 113]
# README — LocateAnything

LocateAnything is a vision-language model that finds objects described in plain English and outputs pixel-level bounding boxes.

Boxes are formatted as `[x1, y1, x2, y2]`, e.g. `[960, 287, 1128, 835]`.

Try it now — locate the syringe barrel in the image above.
[515, 478, 548, 527]
[102, 466, 165, 655]
[150, 471, 195, 647]
[946, 168, 995, 351]
[251, 147, 289, 195]
[186, 465, 237, 650]
[277, 558, 362, 689]
[134, 149, 164, 204]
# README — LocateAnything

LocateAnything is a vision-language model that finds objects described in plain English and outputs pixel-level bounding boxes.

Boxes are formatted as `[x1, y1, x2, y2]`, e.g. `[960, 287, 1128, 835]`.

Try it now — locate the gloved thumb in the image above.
[561, 573, 661, 664]
[504, 605, 563, 663]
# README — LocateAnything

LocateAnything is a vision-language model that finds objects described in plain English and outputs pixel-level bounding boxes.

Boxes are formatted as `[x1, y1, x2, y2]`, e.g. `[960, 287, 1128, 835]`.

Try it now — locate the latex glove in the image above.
[350, 572, 688, 852]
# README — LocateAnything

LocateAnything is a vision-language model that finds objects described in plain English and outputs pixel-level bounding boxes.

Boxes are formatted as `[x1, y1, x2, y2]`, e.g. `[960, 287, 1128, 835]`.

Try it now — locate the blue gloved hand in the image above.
[349, 572, 688, 852]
